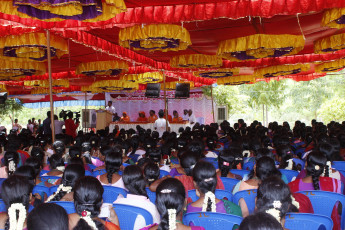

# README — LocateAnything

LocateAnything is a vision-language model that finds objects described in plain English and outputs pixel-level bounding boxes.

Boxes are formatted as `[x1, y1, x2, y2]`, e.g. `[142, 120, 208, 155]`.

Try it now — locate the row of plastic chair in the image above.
[33, 185, 128, 204]
[183, 212, 333, 230]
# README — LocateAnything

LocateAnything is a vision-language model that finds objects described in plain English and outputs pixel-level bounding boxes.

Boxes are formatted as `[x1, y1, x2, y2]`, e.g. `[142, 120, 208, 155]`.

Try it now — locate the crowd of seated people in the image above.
[0, 118, 343, 229]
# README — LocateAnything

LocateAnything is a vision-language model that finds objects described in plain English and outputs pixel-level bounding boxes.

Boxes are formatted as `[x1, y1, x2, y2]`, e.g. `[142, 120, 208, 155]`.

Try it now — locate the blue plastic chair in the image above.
[146, 187, 156, 203]
[0, 178, 6, 193]
[33, 185, 51, 200]
[243, 161, 255, 171]
[183, 212, 243, 230]
[0, 199, 6, 212]
[113, 203, 153, 230]
[159, 170, 169, 178]
[338, 169, 345, 178]
[87, 164, 97, 171]
[292, 158, 305, 170]
[204, 158, 219, 169]
[284, 213, 333, 230]
[188, 189, 233, 202]
[103, 186, 127, 203]
[279, 169, 299, 182]
[332, 161, 345, 171]
[49, 185, 59, 196]
[49, 201, 76, 214]
[39, 175, 61, 182]
[232, 189, 257, 214]
[92, 169, 106, 177]
[230, 170, 250, 179]
[220, 177, 240, 193]
[297, 190, 345, 229]
[85, 170, 93, 176]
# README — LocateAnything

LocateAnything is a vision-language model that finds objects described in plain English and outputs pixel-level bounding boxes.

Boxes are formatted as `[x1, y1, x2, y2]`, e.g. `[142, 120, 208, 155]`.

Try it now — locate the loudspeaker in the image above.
[175, 83, 190, 98]
[0, 92, 7, 104]
[145, 83, 161, 98]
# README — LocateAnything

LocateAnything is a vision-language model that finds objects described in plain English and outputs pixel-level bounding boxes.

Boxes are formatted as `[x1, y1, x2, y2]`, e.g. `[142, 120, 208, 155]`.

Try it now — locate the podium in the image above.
[96, 110, 113, 130]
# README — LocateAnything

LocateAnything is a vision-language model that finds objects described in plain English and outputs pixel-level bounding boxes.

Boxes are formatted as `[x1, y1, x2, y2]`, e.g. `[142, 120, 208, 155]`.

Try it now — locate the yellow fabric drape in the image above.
[314, 33, 345, 54]
[217, 75, 256, 85]
[217, 34, 305, 61]
[162, 81, 194, 90]
[120, 72, 163, 83]
[119, 24, 191, 52]
[170, 54, 223, 68]
[24, 79, 69, 88]
[76, 60, 128, 75]
[255, 64, 310, 78]
[0, 0, 126, 22]
[194, 68, 240, 78]
[315, 59, 345, 73]
[0, 32, 68, 61]
[0, 59, 46, 78]
[82, 80, 138, 93]
[322, 7, 345, 29]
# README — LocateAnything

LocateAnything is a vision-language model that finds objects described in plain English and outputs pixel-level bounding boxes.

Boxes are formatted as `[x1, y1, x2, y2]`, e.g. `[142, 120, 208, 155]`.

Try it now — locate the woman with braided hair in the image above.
[68, 176, 120, 230]
[186, 161, 241, 216]
[140, 178, 204, 230]
[45, 164, 85, 202]
[0, 150, 19, 178]
[96, 146, 125, 189]
[0, 175, 33, 230]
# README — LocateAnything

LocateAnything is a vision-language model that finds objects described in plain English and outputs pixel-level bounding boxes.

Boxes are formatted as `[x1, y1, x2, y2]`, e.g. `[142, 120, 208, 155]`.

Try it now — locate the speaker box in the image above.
[145, 83, 161, 98]
[0, 92, 8, 104]
[175, 83, 190, 98]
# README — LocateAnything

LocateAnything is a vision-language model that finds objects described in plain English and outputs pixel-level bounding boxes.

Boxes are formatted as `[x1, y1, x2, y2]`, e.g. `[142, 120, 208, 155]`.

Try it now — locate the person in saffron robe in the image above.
[147, 110, 158, 123]
[172, 110, 183, 123]
[163, 109, 172, 123]
[137, 111, 148, 122]
[120, 112, 130, 122]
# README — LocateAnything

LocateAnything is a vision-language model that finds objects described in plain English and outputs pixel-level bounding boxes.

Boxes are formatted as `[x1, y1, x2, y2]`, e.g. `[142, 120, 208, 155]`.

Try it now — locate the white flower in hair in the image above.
[314, 165, 320, 170]
[8, 203, 26, 230]
[56, 166, 65, 172]
[273, 200, 282, 209]
[242, 150, 251, 157]
[81, 210, 97, 230]
[190, 164, 195, 169]
[8, 161, 16, 173]
[286, 159, 294, 170]
[167, 209, 177, 230]
[202, 191, 216, 212]
[291, 195, 300, 209]
[161, 189, 172, 194]
[265, 208, 281, 222]
[46, 184, 72, 203]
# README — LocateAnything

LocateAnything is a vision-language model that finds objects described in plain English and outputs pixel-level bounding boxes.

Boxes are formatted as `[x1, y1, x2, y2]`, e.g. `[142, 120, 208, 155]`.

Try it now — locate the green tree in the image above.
[318, 97, 345, 123]
[0, 98, 23, 119]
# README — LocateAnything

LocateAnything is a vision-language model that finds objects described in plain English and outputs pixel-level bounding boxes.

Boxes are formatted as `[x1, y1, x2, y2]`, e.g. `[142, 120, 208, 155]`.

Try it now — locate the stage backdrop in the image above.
[105, 92, 213, 125]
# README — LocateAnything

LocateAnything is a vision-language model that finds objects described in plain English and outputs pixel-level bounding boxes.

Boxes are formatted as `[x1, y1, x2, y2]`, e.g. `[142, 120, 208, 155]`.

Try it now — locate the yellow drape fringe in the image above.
[0, 59, 46, 78]
[217, 34, 305, 61]
[24, 79, 69, 88]
[315, 59, 345, 73]
[170, 54, 223, 68]
[217, 75, 256, 85]
[119, 24, 191, 52]
[314, 33, 345, 54]
[255, 64, 310, 78]
[120, 72, 163, 84]
[162, 81, 194, 90]
[194, 68, 240, 78]
[322, 7, 345, 29]
[76, 60, 128, 75]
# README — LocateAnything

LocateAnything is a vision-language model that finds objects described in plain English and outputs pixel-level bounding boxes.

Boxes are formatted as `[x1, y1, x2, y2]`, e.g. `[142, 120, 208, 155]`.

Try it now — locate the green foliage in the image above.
[319, 97, 345, 123]
[0, 99, 23, 118]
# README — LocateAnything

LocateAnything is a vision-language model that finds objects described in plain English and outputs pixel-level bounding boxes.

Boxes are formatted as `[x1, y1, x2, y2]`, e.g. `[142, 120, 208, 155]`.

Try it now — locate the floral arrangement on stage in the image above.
[194, 68, 240, 78]
[0, 32, 68, 61]
[0, 59, 46, 80]
[314, 33, 345, 53]
[315, 59, 345, 73]
[322, 7, 345, 29]
[76, 60, 128, 76]
[217, 75, 256, 85]
[217, 34, 305, 61]
[0, 0, 126, 21]
[255, 64, 310, 78]
[170, 54, 222, 68]
[119, 24, 191, 52]
[120, 72, 163, 84]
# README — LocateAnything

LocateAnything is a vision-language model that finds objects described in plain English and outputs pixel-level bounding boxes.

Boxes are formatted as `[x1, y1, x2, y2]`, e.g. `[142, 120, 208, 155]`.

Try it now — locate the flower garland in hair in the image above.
[8, 160, 16, 173]
[265, 200, 282, 222]
[202, 191, 216, 212]
[46, 184, 72, 203]
[286, 159, 294, 170]
[8, 203, 26, 230]
[56, 166, 65, 172]
[291, 195, 300, 210]
[81, 210, 97, 230]
[321, 161, 334, 178]
[242, 150, 251, 157]
[167, 209, 177, 230]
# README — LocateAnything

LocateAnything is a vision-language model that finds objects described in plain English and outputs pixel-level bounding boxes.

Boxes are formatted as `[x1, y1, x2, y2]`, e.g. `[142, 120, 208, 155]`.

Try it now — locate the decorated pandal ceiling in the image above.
[0, 0, 345, 96]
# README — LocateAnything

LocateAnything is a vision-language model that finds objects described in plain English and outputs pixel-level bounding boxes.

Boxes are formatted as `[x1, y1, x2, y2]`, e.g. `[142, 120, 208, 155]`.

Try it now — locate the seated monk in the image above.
[137, 111, 148, 122]
[172, 110, 183, 123]
[120, 112, 130, 122]
[163, 109, 173, 123]
[148, 110, 158, 122]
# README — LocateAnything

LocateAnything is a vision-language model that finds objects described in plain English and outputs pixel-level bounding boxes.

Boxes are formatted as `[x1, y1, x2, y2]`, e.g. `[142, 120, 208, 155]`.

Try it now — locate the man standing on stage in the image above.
[188, 109, 196, 125]
[182, 109, 189, 121]
[105, 101, 116, 119]
[154, 109, 170, 137]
